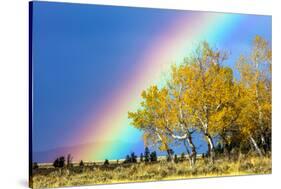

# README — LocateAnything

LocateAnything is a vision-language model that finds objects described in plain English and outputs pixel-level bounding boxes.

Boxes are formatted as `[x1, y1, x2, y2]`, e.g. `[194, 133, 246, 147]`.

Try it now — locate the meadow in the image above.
[31, 154, 271, 188]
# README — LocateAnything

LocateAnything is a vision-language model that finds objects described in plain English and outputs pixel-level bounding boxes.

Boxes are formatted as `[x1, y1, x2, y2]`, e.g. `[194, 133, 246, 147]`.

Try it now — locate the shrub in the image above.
[215, 143, 224, 155]
[53, 156, 65, 168]
[33, 162, 39, 169]
[104, 159, 109, 166]
[79, 160, 84, 167]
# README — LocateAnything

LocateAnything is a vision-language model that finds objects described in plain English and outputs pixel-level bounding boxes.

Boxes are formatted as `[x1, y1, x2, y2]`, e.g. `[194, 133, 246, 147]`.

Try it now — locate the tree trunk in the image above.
[186, 135, 197, 166]
[260, 133, 268, 153]
[221, 136, 230, 160]
[249, 135, 263, 157]
[256, 80, 267, 154]
[183, 140, 192, 167]
[167, 150, 174, 163]
[166, 143, 174, 163]
[205, 133, 215, 163]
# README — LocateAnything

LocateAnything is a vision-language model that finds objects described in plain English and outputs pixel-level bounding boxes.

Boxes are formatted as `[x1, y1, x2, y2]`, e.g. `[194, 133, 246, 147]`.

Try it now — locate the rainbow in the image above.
[73, 10, 243, 161]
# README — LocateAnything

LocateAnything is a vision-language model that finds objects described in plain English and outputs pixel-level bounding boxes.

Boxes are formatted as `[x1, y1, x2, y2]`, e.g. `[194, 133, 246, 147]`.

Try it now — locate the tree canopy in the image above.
[128, 35, 271, 166]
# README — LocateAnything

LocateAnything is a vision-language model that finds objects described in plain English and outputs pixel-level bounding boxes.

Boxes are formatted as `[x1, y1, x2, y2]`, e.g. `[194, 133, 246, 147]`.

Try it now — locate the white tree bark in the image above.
[205, 133, 215, 163]
[186, 136, 197, 166]
[249, 135, 263, 157]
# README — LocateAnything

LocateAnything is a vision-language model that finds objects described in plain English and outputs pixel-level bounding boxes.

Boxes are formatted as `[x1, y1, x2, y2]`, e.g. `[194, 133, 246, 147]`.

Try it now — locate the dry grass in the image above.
[31, 155, 271, 188]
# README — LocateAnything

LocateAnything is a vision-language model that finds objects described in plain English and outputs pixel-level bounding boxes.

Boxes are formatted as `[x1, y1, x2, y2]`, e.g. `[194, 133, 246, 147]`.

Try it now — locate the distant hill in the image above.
[33, 135, 208, 163]
[33, 140, 142, 163]
[33, 143, 88, 163]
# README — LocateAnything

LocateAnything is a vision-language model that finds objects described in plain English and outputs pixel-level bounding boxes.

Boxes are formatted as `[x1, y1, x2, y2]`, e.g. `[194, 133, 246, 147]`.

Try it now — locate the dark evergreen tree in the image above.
[144, 147, 150, 162]
[79, 160, 84, 167]
[58, 156, 65, 167]
[104, 159, 109, 166]
[150, 151, 157, 162]
[174, 154, 179, 163]
[131, 152, 137, 163]
[67, 154, 73, 168]
[140, 153, 144, 162]
[53, 156, 65, 168]
[124, 155, 131, 164]
[53, 158, 59, 167]
[180, 152, 185, 161]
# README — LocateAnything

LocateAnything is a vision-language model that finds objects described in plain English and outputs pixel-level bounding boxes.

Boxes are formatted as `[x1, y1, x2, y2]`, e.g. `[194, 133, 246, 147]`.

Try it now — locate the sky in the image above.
[31, 1, 271, 162]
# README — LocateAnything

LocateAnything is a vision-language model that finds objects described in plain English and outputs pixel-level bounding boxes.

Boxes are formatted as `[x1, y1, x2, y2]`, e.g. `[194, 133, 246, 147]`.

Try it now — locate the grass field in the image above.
[30, 155, 271, 188]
